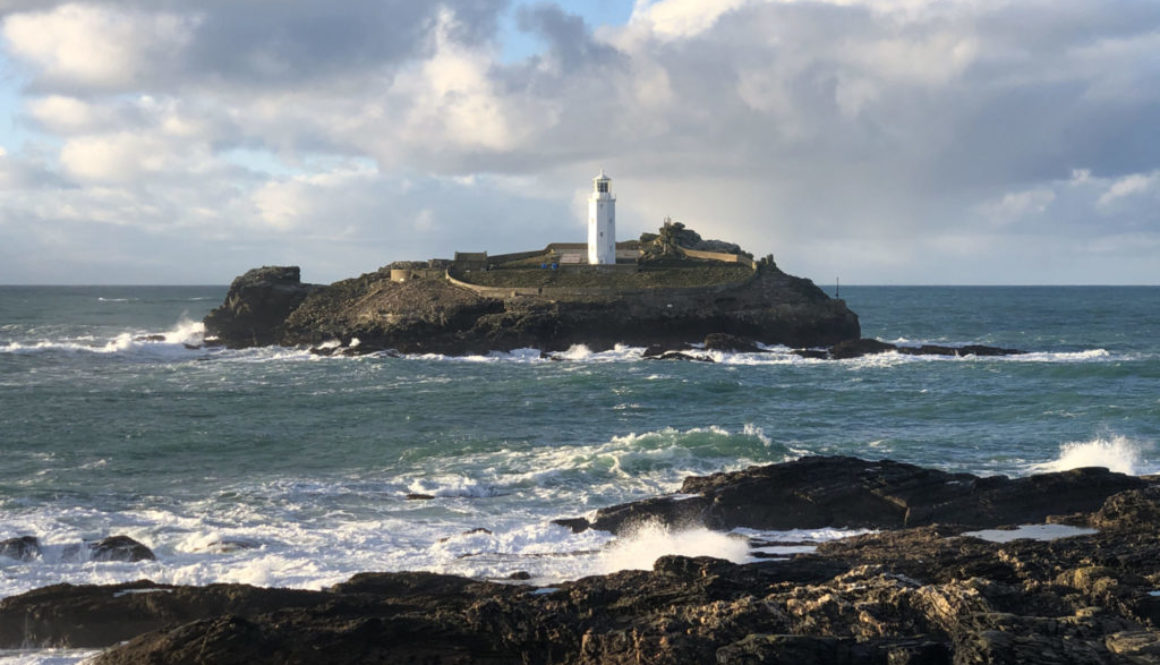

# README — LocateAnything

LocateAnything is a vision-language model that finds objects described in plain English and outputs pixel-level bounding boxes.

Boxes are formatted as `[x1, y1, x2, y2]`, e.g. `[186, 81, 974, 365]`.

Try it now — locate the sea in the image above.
[1, 285, 1158, 663]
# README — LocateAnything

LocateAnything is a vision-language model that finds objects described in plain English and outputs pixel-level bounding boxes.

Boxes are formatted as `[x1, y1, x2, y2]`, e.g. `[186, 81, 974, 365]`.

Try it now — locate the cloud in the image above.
[0, 0, 1158, 284]
[979, 188, 1057, 227]
[1098, 172, 1160, 208]
[628, 0, 755, 40]
[2, 3, 194, 90]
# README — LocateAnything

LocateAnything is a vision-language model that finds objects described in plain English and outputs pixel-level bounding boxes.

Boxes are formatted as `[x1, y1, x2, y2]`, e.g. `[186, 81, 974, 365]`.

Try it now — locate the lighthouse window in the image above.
[598, 181, 608, 193]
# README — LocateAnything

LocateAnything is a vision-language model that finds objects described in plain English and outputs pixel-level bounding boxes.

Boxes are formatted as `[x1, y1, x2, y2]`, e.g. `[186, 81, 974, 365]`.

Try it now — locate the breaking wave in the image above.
[0, 319, 205, 358]
[394, 343, 1120, 367]
[1031, 435, 1154, 475]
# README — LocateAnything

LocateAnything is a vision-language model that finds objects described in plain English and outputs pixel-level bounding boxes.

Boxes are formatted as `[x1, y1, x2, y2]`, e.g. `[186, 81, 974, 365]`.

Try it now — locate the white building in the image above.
[587, 170, 616, 265]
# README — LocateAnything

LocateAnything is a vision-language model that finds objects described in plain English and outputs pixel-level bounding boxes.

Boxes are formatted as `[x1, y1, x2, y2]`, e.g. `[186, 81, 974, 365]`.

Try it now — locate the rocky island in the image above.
[202, 170, 1021, 360]
[202, 221, 863, 356]
[5, 456, 1160, 664]
[201, 220, 1019, 360]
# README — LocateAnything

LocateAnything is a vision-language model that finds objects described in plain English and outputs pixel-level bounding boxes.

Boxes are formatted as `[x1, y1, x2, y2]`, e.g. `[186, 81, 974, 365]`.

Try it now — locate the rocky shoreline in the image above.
[4, 456, 1160, 664]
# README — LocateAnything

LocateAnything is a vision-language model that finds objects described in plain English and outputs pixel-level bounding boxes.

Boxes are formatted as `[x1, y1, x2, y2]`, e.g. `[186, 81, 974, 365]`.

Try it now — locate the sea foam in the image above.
[1032, 435, 1152, 475]
[0, 318, 206, 358]
[0, 649, 98, 665]
[597, 522, 750, 574]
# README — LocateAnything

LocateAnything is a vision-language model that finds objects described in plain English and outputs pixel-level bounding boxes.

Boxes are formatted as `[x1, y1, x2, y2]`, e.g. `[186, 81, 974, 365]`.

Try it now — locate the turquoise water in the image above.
[0, 285, 1158, 608]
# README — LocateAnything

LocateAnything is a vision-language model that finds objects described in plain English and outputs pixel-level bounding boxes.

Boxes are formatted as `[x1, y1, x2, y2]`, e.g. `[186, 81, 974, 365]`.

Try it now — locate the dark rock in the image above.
[439, 528, 493, 543]
[799, 338, 1024, 361]
[715, 634, 943, 665]
[0, 580, 330, 649]
[88, 535, 156, 562]
[1089, 486, 1160, 530]
[405, 493, 436, 500]
[508, 571, 532, 580]
[1106, 631, 1160, 662]
[203, 266, 320, 348]
[828, 338, 897, 359]
[645, 350, 715, 362]
[901, 344, 1023, 358]
[552, 517, 590, 533]
[198, 539, 261, 553]
[0, 536, 40, 561]
[642, 343, 672, 358]
[583, 456, 1146, 535]
[703, 333, 764, 353]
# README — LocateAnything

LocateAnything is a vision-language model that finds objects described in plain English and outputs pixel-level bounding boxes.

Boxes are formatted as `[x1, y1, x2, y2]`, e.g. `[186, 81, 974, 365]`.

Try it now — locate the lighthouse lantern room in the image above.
[587, 170, 616, 265]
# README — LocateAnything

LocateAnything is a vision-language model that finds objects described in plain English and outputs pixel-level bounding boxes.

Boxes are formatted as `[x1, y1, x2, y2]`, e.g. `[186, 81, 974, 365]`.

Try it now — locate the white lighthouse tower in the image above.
[587, 170, 616, 265]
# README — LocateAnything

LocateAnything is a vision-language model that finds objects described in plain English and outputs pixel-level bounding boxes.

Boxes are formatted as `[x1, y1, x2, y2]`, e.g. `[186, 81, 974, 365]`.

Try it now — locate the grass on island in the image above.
[457, 263, 754, 289]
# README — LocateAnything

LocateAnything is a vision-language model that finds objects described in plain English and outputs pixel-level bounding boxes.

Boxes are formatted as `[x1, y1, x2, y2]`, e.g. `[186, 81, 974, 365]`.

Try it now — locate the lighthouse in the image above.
[587, 170, 616, 265]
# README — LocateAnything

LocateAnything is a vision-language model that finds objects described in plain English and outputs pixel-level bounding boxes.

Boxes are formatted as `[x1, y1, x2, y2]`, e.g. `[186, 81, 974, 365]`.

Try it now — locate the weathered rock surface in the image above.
[703, 332, 765, 353]
[562, 456, 1146, 535]
[5, 458, 1158, 664]
[0, 536, 40, 561]
[203, 266, 320, 348]
[0, 580, 329, 648]
[81, 535, 156, 562]
[204, 261, 860, 354]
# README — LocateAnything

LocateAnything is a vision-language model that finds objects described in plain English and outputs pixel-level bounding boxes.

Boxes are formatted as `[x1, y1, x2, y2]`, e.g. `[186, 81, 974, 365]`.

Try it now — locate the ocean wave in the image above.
[42, 337, 1112, 367]
[0, 648, 99, 665]
[1031, 435, 1155, 476]
[0, 319, 206, 358]
[405, 476, 502, 499]
[1, 505, 874, 604]
[1008, 349, 1113, 363]
[597, 522, 750, 573]
[390, 343, 1123, 367]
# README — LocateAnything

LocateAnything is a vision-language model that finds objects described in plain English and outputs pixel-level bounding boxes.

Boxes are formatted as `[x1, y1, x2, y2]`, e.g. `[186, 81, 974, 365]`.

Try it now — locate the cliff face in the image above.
[202, 267, 320, 348]
[204, 263, 860, 353]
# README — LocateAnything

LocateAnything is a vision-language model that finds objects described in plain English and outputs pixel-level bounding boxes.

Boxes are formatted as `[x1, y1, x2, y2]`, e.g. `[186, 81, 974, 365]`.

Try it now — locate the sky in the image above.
[0, 0, 1157, 285]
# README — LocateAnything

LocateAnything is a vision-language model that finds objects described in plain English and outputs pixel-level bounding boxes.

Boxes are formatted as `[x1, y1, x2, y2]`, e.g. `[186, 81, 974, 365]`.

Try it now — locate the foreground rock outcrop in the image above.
[559, 456, 1145, 535]
[5, 457, 1158, 664]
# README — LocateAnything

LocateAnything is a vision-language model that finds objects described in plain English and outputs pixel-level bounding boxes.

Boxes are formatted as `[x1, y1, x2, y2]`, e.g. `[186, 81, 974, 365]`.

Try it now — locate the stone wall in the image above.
[443, 268, 758, 300]
[680, 248, 756, 268]
[390, 268, 445, 283]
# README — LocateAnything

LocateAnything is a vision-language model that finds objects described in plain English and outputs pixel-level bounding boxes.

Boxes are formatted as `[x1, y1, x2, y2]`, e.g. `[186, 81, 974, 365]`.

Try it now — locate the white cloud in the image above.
[1098, 172, 1159, 208]
[629, 0, 756, 39]
[2, 3, 194, 89]
[0, 0, 1158, 284]
[980, 188, 1057, 226]
[251, 164, 379, 231]
[26, 95, 98, 132]
[395, 10, 524, 152]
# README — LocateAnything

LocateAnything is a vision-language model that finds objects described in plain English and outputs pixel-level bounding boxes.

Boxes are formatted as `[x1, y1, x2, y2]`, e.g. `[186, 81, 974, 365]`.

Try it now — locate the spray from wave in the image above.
[1032, 435, 1152, 475]
[1, 318, 205, 356]
[598, 521, 750, 574]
